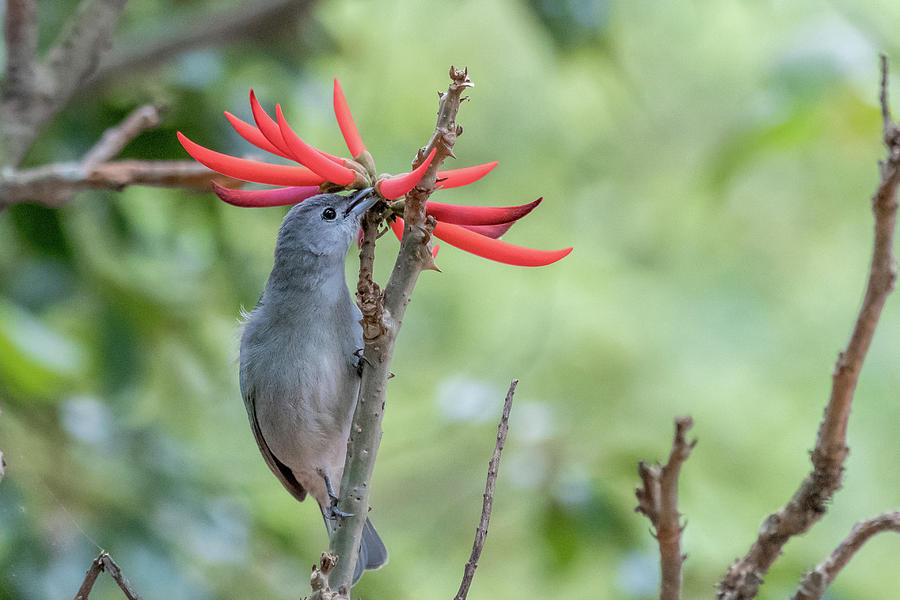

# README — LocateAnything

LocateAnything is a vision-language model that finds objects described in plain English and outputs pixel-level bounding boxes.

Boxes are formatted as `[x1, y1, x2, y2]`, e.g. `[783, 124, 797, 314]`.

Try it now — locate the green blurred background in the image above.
[1, 0, 899, 598]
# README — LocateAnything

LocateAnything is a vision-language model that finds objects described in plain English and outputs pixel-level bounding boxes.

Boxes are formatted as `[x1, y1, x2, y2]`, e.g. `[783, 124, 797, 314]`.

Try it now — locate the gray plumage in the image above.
[239, 190, 386, 585]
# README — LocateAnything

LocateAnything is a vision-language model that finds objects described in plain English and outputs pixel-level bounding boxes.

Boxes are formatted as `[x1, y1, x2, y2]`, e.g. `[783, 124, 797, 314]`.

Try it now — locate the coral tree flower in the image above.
[177, 79, 572, 267]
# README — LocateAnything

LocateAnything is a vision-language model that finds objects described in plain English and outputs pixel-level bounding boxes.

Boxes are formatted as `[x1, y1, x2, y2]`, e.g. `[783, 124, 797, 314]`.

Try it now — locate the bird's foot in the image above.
[320, 470, 355, 520]
[353, 348, 374, 376]
[327, 504, 354, 520]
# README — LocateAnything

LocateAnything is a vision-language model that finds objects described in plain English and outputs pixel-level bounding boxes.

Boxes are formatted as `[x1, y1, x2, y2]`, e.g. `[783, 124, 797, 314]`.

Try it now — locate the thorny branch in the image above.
[792, 512, 900, 600]
[73, 552, 143, 600]
[636, 417, 696, 600]
[454, 379, 518, 600]
[325, 66, 474, 595]
[716, 54, 900, 600]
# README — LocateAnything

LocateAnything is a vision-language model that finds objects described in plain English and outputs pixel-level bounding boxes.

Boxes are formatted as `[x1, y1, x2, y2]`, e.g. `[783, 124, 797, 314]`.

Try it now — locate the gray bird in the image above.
[239, 188, 387, 585]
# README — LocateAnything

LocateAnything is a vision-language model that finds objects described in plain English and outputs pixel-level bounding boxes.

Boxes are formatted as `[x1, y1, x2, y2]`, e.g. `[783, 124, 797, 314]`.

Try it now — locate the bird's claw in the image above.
[320, 470, 355, 520]
[327, 505, 355, 520]
[354, 348, 374, 376]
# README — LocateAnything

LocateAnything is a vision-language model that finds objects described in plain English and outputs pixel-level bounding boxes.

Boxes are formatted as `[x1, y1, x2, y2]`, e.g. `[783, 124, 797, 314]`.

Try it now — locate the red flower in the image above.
[177, 79, 572, 266]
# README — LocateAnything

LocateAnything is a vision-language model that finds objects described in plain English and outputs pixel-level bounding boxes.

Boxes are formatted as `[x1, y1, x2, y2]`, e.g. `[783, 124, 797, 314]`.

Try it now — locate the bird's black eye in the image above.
[322, 207, 337, 221]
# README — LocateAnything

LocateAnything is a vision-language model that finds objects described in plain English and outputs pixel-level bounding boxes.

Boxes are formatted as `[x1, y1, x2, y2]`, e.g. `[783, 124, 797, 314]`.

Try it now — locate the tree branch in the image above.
[0, 0, 127, 167]
[0, 102, 240, 209]
[2, 0, 39, 102]
[454, 379, 517, 600]
[636, 416, 696, 600]
[717, 54, 900, 600]
[792, 511, 900, 600]
[45, 0, 128, 105]
[79, 0, 314, 93]
[0, 160, 238, 208]
[326, 66, 473, 595]
[73, 552, 143, 600]
[81, 103, 164, 168]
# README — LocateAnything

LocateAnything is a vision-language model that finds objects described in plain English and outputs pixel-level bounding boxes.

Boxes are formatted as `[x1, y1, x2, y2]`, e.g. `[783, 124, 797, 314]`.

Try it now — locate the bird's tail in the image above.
[352, 517, 388, 585]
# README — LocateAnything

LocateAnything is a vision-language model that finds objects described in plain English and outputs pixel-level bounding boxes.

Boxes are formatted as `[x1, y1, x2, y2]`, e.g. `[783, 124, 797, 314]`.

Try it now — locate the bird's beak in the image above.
[344, 187, 378, 218]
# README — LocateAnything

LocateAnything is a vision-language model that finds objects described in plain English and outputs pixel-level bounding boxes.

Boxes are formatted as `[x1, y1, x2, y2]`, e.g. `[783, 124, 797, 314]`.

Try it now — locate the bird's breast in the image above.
[240, 299, 361, 472]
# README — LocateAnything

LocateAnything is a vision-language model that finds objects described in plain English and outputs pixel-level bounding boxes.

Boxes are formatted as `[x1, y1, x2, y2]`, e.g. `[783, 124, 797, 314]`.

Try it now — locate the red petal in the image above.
[377, 148, 437, 200]
[224, 111, 293, 160]
[425, 197, 542, 226]
[334, 78, 366, 157]
[432, 221, 572, 266]
[276, 105, 355, 186]
[249, 90, 294, 157]
[177, 132, 325, 186]
[390, 217, 404, 241]
[211, 182, 319, 207]
[432, 244, 440, 259]
[436, 161, 498, 189]
[459, 222, 514, 239]
[251, 90, 351, 168]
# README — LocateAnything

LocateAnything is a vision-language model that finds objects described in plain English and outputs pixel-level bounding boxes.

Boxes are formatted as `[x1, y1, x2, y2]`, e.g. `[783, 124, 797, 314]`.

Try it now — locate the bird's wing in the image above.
[243, 387, 308, 502]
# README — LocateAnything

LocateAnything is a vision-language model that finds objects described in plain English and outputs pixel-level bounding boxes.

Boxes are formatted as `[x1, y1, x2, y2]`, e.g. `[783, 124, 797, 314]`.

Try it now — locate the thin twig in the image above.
[636, 417, 696, 600]
[73, 552, 143, 600]
[717, 54, 900, 600]
[82, 104, 165, 168]
[0, 160, 239, 209]
[454, 379, 517, 600]
[99, 553, 143, 600]
[792, 511, 900, 600]
[73, 554, 104, 600]
[327, 66, 473, 595]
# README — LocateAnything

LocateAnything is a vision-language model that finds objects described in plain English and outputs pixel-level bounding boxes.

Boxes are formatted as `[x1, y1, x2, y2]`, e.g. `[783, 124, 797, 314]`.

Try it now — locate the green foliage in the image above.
[2, 1, 900, 599]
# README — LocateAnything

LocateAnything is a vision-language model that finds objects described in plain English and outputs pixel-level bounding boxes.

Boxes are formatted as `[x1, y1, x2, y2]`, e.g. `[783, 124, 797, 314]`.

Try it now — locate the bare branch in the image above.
[454, 379, 517, 600]
[73, 554, 104, 600]
[717, 54, 900, 600]
[82, 104, 164, 168]
[81, 0, 314, 93]
[0, 0, 127, 167]
[45, 0, 128, 103]
[2, 0, 40, 101]
[99, 553, 142, 600]
[792, 512, 900, 600]
[327, 67, 473, 594]
[0, 160, 239, 209]
[73, 552, 143, 600]
[636, 417, 696, 600]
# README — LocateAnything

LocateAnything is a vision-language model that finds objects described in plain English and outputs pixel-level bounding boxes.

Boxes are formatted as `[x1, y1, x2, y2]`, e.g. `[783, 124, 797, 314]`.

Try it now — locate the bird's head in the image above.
[273, 188, 379, 268]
